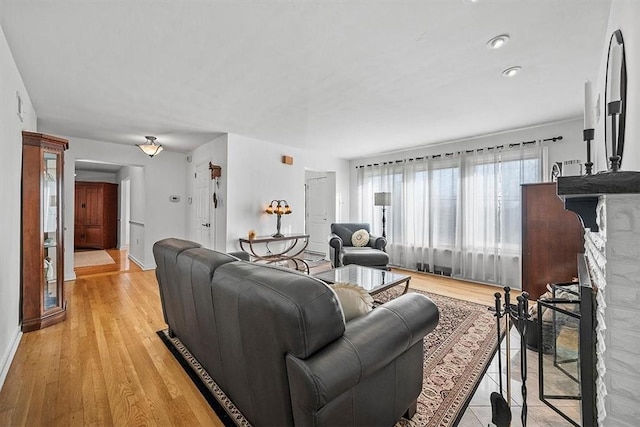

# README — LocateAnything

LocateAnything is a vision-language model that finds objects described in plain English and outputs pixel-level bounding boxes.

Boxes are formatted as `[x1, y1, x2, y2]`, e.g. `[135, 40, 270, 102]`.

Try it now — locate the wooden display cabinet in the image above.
[521, 182, 585, 300]
[74, 182, 118, 249]
[21, 131, 68, 332]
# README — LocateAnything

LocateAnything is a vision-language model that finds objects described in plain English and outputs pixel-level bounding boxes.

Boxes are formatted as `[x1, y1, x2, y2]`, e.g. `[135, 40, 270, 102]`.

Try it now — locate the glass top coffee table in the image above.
[314, 264, 411, 296]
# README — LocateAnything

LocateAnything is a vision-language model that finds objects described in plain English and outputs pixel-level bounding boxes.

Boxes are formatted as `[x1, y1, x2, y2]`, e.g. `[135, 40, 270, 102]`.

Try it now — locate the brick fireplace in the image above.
[558, 172, 640, 426]
[584, 194, 640, 425]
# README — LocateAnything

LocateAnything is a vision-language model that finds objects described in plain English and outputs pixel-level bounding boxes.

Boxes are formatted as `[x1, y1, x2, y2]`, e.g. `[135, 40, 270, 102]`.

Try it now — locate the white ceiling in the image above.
[1, 0, 612, 159]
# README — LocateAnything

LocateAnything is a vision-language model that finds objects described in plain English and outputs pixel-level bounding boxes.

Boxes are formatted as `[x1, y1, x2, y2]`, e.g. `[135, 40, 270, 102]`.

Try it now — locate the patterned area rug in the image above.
[158, 288, 499, 427]
[380, 288, 500, 426]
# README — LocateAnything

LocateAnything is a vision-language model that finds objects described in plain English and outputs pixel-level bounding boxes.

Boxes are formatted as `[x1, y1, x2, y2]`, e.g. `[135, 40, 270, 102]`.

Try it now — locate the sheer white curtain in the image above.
[357, 143, 543, 288]
[455, 144, 542, 286]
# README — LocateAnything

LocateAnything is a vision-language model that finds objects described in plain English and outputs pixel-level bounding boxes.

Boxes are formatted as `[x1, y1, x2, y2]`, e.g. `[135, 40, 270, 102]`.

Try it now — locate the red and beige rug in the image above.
[158, 288, 499, 427]
[386, 289, 499, 426]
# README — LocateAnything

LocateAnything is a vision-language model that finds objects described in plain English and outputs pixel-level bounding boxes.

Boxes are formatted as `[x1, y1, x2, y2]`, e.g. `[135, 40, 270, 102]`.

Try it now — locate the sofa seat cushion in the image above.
[341, 247, 389, 267]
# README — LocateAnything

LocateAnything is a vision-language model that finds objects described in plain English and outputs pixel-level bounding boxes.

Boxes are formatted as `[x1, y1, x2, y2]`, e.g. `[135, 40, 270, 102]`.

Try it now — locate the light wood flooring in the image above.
[0, 254, 515, 426]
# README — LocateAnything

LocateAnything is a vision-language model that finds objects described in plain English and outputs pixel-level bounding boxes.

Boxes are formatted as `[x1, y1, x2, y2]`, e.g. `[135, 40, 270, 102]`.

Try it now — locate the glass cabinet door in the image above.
[43, 151, 60, 311]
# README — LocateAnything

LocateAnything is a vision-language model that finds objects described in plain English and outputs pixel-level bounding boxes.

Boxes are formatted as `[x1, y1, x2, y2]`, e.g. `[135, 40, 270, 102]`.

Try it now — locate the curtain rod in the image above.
[355, 135, 562, 169]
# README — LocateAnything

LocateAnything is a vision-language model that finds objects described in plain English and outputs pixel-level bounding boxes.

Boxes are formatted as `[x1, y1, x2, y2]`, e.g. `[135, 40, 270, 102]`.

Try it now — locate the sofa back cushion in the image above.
[211, 262, 345, 426]
[153, 238, 202, 330]
[175, 247, 240, 388]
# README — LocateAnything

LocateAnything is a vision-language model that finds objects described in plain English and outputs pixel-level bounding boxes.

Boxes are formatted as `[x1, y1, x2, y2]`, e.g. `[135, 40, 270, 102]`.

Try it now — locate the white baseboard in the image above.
[128, 254, 155, 271]
[0, 327, 22, 392]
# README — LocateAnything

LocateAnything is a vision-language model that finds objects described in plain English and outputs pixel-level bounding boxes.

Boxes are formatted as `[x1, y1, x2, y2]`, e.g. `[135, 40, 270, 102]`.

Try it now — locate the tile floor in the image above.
[458, 328, 581, 426]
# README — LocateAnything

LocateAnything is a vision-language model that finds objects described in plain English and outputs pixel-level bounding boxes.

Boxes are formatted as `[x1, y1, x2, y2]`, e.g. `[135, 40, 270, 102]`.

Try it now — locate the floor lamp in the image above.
[374, 192, 391, 238]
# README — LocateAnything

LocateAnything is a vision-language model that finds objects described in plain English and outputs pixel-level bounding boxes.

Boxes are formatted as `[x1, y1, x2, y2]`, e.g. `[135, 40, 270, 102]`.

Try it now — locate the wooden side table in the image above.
[238, 234, 310, 273]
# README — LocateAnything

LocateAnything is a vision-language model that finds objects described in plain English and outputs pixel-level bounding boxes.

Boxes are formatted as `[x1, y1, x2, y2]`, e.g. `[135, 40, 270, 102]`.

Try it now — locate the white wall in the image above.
[116, 165, 144, 256]
[63, 138, 188, 276]
[349, 118, 585, 218]
[74, 170, 117, 183]
[593, 1, 640, 172]
[223, 134, 350, 252]
[0, 23, 37, 389]
[186, 134, 228, 250]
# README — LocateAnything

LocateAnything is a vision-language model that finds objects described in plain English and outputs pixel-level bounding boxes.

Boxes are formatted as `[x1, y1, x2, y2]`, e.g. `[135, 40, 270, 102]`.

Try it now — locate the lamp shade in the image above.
[137, 136, 163, 157]
[374, 192, 391, 206]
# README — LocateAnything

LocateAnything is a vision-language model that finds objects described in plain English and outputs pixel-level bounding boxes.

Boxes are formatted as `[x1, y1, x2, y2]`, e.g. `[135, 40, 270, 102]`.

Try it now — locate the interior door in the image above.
[195, 162, 212, 247]
[305, 176, 329, 254]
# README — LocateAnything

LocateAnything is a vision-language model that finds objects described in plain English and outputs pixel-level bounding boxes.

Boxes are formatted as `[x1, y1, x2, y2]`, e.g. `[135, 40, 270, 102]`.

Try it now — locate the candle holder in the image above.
[607, 100, 622, 172]
[583, 129, 594, 175]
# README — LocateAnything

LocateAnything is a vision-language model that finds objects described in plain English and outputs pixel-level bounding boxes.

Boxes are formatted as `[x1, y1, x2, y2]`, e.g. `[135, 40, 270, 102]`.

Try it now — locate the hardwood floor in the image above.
[0, 259, 501, 426]
[0, 251, 223, 427]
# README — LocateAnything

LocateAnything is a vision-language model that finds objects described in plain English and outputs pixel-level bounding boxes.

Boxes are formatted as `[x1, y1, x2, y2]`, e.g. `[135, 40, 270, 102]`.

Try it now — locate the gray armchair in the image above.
[329, 223, 390, 269]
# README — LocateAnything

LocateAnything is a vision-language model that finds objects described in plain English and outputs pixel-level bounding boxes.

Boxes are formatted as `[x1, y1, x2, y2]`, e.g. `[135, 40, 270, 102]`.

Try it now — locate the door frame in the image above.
[304, 170, 336, 259]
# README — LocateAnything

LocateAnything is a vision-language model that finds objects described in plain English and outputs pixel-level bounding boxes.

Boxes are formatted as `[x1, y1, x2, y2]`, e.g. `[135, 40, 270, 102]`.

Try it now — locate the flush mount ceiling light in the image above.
[137, 136, 163, 157]
[487, 34, 510, 49]
[501, 66, 522, 78]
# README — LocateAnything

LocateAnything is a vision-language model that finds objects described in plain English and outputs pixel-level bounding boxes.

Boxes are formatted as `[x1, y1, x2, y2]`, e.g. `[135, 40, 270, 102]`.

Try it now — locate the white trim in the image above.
[128, 254, 154, 271]
[0, 328, 22, 391]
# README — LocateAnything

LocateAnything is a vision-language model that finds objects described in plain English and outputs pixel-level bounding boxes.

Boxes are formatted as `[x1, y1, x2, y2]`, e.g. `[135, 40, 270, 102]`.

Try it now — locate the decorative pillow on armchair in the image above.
[330, 282, 374, 322]
[351, 229, 370, 247]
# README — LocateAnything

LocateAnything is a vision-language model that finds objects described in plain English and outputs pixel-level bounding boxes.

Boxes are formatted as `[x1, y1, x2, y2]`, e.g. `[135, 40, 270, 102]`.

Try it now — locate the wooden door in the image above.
[75, 185, 86, 247]
[83, 226, 104, 249]
[84, 185, 103, 226]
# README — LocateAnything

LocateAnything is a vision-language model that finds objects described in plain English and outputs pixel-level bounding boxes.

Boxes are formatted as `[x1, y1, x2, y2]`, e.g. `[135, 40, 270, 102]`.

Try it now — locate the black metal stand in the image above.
[583, 128, 594, 175]
[491, 287, 530, 427]
[608, 100, 622, 171]
[381, 206, 387, 238]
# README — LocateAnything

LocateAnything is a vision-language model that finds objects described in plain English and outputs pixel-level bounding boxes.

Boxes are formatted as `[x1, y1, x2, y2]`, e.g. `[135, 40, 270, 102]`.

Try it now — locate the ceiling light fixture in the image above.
[487, 34, 510, 49]
[137, 136, 163, 157]
[501, 66, 521, 78]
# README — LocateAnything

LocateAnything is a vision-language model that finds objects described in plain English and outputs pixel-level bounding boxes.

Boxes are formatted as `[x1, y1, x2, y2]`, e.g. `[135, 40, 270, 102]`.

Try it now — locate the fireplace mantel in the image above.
[556, 171, 640, 231]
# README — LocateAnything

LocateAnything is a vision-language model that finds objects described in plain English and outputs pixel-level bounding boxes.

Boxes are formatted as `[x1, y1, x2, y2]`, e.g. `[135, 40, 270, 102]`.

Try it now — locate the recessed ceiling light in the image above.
[487, 34, 510, 49]
[501, 66, 521, 77]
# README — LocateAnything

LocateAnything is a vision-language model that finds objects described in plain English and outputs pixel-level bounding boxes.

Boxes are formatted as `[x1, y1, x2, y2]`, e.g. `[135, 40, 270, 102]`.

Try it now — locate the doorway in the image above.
[194, 161, 213, 248]
[304, 170, 336, 257]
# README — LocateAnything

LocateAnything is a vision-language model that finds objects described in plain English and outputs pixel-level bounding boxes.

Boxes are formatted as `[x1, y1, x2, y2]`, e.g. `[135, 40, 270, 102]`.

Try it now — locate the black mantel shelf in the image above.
[557, 171, 640, 232]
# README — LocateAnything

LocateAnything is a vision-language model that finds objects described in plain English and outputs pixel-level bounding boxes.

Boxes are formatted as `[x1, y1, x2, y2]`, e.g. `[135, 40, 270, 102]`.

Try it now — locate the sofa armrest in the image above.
[328, 233, 343, 250]
[328, 233, 343, 267]
[368, 234, 387, 250]
[286, 293, 439, 408]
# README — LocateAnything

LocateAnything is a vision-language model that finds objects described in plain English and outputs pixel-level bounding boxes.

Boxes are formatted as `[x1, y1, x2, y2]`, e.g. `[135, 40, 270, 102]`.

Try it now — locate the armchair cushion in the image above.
[351, 229, 370, 247]
[341, 247, 389, 267]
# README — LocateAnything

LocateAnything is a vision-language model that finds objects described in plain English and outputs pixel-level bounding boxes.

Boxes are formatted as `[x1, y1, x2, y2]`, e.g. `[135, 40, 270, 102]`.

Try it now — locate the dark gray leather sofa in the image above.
[154, 238, 440, 426]
[329, 223, 390, 269]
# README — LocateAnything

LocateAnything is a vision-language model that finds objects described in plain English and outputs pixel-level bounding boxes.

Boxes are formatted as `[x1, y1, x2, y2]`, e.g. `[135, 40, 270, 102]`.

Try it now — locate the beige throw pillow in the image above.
[351, 229, 370, 247]
[330, 282, 374, 322]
